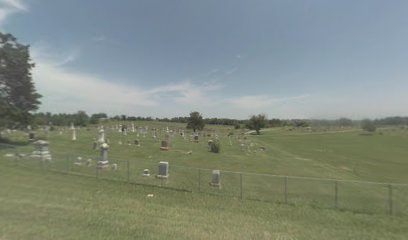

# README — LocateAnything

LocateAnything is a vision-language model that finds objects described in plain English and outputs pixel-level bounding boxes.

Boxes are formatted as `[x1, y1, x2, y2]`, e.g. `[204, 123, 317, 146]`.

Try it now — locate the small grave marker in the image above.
[157, 161, 169, 178]
[143, 169, 150, 177]
[210, 170, 221, 188]
[160, 140, 169, 150]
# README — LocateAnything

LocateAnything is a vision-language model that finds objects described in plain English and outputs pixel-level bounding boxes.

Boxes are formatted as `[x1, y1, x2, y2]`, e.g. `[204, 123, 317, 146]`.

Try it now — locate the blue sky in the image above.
[1, 0, 408, 119]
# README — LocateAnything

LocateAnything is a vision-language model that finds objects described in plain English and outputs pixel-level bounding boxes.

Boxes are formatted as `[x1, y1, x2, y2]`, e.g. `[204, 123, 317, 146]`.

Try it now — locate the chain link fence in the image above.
[1, 143, 407, 216]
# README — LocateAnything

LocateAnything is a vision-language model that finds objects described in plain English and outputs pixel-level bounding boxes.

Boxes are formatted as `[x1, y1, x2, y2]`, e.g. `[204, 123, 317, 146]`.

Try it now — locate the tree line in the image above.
[29, 111, 408, 128]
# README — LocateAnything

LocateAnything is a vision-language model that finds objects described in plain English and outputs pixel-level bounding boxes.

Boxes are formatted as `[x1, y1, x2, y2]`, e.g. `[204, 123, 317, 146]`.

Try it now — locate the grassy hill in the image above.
[1, 122, 408, 239]
[1, 163, 407, 240]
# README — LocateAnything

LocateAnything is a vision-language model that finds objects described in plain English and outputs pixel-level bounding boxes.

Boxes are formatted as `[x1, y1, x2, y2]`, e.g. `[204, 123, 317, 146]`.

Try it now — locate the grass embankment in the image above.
[1, 163, 407, 240]
[1, 123, 408, 215]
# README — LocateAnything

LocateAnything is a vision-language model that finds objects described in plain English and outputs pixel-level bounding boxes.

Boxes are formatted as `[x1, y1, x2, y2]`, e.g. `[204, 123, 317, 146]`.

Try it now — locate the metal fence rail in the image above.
[1, 147, 407, 216]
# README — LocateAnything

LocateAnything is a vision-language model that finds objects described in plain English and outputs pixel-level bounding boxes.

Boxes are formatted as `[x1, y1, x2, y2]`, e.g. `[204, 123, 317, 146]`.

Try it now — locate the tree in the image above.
[246, 114, 267, 135]
[90, 113, 108, 124]
[336, 118, 353, 127]
[186, 111, 205, 132]
[0, 32, 41, 129]
[74, 111, 89, 126]
[361, 119, 376, 132]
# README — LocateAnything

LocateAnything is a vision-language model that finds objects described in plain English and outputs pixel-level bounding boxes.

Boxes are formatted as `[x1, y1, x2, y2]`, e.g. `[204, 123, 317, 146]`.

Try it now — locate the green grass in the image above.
[1, 163, 407, 240]
[1, 123, 408, 239]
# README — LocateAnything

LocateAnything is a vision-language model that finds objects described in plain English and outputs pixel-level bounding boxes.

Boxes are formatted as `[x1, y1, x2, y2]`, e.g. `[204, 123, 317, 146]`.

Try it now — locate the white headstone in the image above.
[98, 129, 105, 143]
[72, 128, 77, 141]
[143, 169, 150, 177]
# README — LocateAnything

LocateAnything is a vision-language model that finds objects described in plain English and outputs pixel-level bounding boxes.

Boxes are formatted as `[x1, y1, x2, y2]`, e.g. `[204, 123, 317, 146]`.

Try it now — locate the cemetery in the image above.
[1, 121, 408, 239]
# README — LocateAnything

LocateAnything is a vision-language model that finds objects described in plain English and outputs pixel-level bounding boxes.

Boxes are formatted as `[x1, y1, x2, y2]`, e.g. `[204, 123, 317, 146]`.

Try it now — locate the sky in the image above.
[1, 0, 408, 119]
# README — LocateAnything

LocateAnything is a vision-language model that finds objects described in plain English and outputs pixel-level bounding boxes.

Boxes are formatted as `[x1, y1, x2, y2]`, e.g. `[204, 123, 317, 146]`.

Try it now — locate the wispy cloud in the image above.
[30, 44, 225, 115]
[31, 45, 159, 114]
[0, 0, 27, 27]
[148, 80, 222, 105]
[31, 42, 80, 67]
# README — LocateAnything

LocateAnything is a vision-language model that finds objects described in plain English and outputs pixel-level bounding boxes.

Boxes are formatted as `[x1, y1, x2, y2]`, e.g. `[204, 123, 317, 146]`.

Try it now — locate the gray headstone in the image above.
[97, 143, 109, 168]
[31, 140, 52, 161]
[211, 170, 221, 187]
[157, 161, 169, 178]
[160, 140, 169, 150]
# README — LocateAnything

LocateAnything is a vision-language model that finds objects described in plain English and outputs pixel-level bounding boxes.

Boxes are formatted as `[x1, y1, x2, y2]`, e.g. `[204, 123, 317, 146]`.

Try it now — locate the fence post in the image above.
[334, 181, 338, 209]
[66, 155, 70, 174]
[240, 173, 243, 200]
[198, 169, 201, 192]
[284, 176, 288, 204]
[127, 159, 130, 183]
[14, 150, 18, 167]
[388, 184, 393, 215]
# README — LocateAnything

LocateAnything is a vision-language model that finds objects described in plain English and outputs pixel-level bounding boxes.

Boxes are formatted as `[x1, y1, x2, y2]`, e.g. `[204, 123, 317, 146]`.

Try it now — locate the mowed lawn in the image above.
[7, 123, 408, 183]
[1, 163, 408, 240]
[1, 124, 408, 239]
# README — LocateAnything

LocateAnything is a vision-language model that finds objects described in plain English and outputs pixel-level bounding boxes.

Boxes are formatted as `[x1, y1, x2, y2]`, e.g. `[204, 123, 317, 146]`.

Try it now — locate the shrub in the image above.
[210, 140, 221, 153]
[361, 119, 376, 132]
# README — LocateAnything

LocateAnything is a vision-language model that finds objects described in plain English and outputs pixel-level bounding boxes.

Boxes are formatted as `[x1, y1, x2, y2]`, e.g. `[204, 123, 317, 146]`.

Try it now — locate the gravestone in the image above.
[28, 132, 35, 141]
[208, 140, 213, 150]
[74, 157, 82, 166]
[157, 161, 169, 178]
[210, 170, 221, 188]
[97, 143, 109, 169]
[134, 139, 140, 146]
[72, 128, 77, 141]
[86, 158, 92, 167]
[30, 140, 52, 161]
[160, 140, 169, 150]
[143, 169, 150, 177]
[193, 135, 199, 142]
[98, 129, 105, 144]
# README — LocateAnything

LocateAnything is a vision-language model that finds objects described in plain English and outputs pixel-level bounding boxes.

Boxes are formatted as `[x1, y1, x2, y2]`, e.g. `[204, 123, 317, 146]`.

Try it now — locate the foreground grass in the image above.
[0, 163, 407, 240]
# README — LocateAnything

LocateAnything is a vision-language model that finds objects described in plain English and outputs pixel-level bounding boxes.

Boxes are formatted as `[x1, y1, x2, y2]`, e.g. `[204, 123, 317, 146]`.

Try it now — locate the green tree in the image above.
[0, 32, 41, 130]
[186, 111, 205, 132]
[73, 111, 89, 126]
[361, 119, 376, 132]
[247, 114, 267, 135]
[90, 113, 108, 124]
[336, 118, 353, 127]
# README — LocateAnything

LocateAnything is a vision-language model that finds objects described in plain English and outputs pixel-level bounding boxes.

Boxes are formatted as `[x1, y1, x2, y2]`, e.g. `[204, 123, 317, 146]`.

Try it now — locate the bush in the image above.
[361, 119, 376, 132]
[209, 140, 221, 153]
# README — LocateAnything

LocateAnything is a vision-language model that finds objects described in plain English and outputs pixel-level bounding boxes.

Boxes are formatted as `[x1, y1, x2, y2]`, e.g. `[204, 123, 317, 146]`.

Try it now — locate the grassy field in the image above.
[1, 163, 408, 240]
[1, 122, 408, 239]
